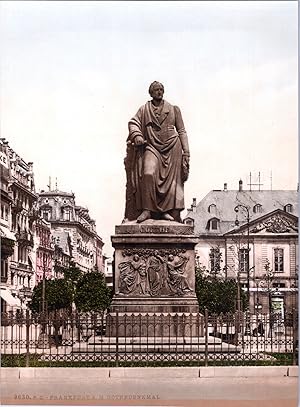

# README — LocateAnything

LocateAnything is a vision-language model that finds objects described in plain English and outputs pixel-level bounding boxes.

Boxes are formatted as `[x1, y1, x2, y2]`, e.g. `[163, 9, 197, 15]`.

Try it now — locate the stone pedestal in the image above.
[107, 220, 202, 336]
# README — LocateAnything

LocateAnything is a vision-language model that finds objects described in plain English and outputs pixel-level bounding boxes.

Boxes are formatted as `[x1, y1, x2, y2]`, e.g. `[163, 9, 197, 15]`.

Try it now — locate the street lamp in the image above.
[234, 204, 251, 305]
[37, 252, 50, 348]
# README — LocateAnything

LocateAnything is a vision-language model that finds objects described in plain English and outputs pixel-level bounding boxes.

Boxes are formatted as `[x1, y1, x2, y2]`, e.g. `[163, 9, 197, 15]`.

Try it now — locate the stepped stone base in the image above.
[69, 335, 240, 355]
[106, 311, 204, 337]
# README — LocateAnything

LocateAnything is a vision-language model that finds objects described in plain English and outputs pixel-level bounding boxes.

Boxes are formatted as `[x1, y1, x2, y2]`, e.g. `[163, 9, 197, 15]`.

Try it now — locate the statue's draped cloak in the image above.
[126, 100, 188, 215]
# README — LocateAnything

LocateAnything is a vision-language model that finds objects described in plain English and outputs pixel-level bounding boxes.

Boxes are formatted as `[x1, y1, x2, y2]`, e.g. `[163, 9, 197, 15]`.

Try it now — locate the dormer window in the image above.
[207, 217, 220, 231]
[63, 208, 71, 221]
[208, 204, 216, 214]
[284, 204, 293, 213]
[184, 217, 194, 226]
[253, 204, 262, 214]
[42, 210, 50, 221]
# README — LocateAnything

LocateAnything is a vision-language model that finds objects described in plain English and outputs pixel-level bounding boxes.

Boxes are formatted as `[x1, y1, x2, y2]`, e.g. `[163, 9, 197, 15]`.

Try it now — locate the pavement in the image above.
[0, 366, 298, 407]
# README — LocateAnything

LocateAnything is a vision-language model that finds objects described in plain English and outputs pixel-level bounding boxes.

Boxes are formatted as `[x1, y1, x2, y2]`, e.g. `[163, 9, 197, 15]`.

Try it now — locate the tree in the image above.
[195, 266, 248, 314]
[29, 278, 73, 313]
[74, 271, 112, 312]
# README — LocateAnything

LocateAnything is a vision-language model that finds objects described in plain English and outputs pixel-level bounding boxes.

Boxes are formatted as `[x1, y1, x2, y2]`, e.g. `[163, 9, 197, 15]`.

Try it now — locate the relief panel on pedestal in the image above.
[115, 248, 195, 298]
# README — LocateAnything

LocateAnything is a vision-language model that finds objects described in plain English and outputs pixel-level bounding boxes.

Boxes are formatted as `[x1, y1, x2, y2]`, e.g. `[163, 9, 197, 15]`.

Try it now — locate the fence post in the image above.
[292, 308, 297, 366]
[204, 308, 208, 367]
[115, 311, 119, 367]
[25, 310, 30, 367]
[234, 311, 239, 346]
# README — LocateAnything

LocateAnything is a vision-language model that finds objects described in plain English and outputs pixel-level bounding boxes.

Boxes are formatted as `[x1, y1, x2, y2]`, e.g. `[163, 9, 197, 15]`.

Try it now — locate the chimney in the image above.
[224, 183, 227, 191]
[192, 198, 197, 211]
[239, 179, 243, 192]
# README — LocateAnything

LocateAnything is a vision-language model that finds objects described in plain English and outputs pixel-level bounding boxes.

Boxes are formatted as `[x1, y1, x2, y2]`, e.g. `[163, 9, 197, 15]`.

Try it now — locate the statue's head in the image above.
[149, 81, 164, 99]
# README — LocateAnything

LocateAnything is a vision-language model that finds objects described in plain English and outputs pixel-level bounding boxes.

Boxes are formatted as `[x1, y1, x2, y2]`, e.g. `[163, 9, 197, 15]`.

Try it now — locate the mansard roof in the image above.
[184, 189, 298, 236]
[39, 190, 75, 198]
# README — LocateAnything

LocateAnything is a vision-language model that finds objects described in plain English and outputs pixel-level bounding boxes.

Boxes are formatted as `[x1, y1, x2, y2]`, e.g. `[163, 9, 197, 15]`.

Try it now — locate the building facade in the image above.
[0, 140, 38, 308]
[0, 141, 18, 311]
[184, 181, 298, 315]
[37, 189, 104, 273]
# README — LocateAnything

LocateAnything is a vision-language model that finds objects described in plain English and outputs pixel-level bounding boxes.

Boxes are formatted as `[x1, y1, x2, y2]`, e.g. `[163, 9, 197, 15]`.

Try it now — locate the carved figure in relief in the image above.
[166, 254, 192, 296]
[119, 255, 147, 295]
[124, 81, 190, 223]
[136, 258, 149, 295]
[147, 251, 166, 296]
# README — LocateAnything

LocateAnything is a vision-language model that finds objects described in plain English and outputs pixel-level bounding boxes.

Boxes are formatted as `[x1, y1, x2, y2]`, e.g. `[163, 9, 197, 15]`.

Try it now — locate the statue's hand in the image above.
[134, 135, 145, 146]
[182, 154, 190, 182]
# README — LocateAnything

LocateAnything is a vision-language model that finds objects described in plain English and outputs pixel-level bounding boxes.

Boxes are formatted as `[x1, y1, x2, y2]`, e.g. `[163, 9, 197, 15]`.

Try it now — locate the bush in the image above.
[195, 267, 248, 314]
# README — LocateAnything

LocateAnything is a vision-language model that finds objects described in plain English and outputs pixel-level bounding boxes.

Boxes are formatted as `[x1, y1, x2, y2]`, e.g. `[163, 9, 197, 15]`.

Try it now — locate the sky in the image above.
[0, 1, 298, 256]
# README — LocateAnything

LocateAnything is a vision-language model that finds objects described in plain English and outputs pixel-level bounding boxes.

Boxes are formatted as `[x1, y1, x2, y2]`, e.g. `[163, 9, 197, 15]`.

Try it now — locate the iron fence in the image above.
[1, 308, 298, 367]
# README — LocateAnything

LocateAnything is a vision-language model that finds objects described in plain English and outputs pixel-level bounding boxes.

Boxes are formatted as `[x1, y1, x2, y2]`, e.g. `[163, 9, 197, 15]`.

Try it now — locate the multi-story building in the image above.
[0, 141, 19, 311]
[184, 181, 298, 315]
[33, 218, 54, 286]
[0, 140, 37, 308]
[37, 189, 104, 273]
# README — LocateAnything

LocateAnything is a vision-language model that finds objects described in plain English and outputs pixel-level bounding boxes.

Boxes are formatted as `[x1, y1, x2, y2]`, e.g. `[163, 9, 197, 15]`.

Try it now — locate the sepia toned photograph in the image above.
[0, 1, 298, 406]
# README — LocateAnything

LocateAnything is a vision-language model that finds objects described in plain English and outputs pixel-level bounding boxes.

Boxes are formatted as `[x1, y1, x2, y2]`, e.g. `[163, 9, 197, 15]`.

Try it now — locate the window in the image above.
[284, 204, 293, 213]
[239, 248, 249, 273]
[209, 248, 222, 273]
[253, 204, 262, 214]
[272, 282, 286, 288]
[63, 208, 71, 221]
[274, 248, 284, 272]
[42, 211, 49, 221]
[211, 219, 218, 230]
[1, 260, 8, 282]
[205, 218, 220, 230]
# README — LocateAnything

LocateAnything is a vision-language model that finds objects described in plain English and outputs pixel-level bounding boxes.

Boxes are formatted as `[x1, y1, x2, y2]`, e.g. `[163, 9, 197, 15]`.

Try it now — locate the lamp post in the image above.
[234, 204, 251, 306]
[37, 252, 50, 348]
[41, 252, 47, 316]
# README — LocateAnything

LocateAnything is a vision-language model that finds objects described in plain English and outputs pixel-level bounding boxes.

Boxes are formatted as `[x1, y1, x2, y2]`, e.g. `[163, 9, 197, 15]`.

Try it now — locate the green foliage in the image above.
[29, 278, 73, 313]
[195, 266, 248, 314]
[29, 262, 111, 314]
[59, 261, 83, 285]
[74, 271, 112, 312]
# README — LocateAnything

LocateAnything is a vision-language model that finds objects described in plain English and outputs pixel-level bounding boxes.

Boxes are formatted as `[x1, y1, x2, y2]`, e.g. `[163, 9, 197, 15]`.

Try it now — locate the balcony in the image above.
[11, 198, 23, 213]
[15, 231, 34, 247]
[17, 262, 30, 271]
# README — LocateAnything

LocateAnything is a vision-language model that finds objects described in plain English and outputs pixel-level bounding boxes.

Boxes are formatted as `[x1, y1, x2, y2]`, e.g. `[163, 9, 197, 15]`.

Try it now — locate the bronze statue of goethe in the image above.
[124, 81, 190, 223]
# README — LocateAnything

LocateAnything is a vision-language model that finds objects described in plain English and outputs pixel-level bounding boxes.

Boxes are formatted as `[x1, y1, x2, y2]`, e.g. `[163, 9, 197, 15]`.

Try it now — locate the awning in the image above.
[0, 288, 22, 308]
[0, 226, 16, 241]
